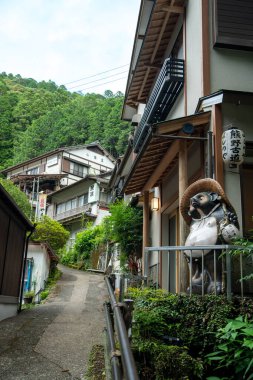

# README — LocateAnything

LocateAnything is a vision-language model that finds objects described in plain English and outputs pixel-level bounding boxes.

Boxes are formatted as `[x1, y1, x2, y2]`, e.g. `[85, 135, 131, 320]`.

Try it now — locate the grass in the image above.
[85, 344, 106, 380]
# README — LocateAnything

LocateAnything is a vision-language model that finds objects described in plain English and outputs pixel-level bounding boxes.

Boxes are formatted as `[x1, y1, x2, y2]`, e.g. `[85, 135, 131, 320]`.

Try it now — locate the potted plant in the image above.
[23, 290, 35, 304]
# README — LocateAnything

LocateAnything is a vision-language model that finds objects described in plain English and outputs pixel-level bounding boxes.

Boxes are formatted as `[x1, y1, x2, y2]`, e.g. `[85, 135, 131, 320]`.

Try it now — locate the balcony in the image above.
[54, 203, 95, 223]
[133, 58, 184, 153]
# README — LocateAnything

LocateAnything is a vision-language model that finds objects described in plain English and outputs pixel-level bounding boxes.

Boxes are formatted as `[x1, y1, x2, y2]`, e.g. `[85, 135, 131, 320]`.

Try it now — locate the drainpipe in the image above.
[18, 228, 35, 313]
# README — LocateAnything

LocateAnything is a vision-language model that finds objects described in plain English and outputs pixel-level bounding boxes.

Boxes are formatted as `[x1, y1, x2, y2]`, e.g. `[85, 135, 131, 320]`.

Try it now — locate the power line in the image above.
[64, 64, 129, 86]
[68, 70, 128, 90]
[79, 76, 127, 93]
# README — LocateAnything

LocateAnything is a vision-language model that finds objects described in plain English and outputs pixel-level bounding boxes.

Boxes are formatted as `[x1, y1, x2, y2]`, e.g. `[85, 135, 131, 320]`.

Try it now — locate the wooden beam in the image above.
[201, 0, 210, 96]
[143, 140, 180, 191]
[137, 0, 176, 100]
[178, 140, 188, 293]
[142, 63, 162, 70]
[212, 104, 224, 188]
[143, 191, 150, 276]
[157, 112, 211, 134]
[161, 5, 184, 14]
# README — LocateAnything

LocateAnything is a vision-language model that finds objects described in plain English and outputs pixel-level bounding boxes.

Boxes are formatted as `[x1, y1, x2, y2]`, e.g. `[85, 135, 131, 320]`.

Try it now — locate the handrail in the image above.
[144, 245, 253, 298]
[105, 276, 139, 380]
[104, 303, 121, 380]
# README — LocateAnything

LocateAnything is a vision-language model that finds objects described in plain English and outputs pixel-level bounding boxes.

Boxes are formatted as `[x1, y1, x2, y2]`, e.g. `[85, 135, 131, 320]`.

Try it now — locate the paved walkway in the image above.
[0, 265, 108, 379]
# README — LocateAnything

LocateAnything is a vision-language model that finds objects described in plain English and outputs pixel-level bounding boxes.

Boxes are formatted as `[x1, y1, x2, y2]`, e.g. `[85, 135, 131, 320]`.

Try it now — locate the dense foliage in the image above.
[0, 72, 132, 170]
[103, 201, 143, 266]
[60, 223, 104, 270]
[0, 178, 32, 220]
[31, 215, 70, 253]
[60, 201, 143, 270]
[126, 288, 253, 379]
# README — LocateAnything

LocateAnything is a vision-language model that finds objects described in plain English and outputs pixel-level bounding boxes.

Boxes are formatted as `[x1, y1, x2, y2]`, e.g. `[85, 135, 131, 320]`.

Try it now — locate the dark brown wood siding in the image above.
[62, 158, 70, 172]
[213, 0, 253, 51]
[240, 164, 253, 235]
[39, 163, 46, 173]
[0, 185, 33, 299]
[1, 220, 26, 297]
[0, 208, 9, 290]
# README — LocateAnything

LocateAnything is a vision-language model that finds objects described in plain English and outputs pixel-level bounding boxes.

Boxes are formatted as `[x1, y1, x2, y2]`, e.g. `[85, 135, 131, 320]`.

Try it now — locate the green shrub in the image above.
[31, 215, 70, 253]
[40, 290, 49, 300]
[126, 288, 253, 379]
[206, 316, 253, 380]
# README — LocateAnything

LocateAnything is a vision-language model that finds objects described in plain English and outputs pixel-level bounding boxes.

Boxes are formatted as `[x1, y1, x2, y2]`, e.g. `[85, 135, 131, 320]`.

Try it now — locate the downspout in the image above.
[18, 227, 35, 313]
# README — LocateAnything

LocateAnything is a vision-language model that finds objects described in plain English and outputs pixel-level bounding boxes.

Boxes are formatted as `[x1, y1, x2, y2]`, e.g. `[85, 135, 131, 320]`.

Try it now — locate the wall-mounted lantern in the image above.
[151, 197, 159, 211]
[222, 127, 245, 166]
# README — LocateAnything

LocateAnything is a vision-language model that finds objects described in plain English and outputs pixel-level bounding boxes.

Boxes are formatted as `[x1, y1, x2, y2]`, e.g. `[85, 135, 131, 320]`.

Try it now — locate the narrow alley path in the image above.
[0, 265, 108, 379]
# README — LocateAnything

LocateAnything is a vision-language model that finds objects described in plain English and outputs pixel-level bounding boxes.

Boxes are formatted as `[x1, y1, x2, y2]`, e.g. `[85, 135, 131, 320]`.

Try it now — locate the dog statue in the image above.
[180, 179, 240, 294]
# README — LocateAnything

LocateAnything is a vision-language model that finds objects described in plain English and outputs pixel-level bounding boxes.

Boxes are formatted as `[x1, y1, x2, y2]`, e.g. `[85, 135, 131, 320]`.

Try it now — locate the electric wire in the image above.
[64, 64, 129, 86]
[79, 76, 127, 93]
[68, 70, 128, 90]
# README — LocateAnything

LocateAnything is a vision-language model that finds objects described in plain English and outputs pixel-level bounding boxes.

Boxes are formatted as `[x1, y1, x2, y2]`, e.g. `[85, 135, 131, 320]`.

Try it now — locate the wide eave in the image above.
[123, 112, 211, 194]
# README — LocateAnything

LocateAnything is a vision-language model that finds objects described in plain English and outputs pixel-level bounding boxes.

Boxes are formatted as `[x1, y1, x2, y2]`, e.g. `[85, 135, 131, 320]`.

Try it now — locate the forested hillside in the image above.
[0, 72, 132, 170]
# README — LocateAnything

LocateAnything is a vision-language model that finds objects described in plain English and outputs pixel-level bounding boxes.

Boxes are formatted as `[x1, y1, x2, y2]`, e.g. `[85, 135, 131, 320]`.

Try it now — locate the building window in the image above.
[65, 200, 72, 211]
[56, 203, 65, 214]
[78, 193, 88, 206]
[56, 194, 89, 215]
[70, 162, 88, 177]
[89, 184, 95, 198]
[27, 167, 39, 175]
[213, 0, 253, 51]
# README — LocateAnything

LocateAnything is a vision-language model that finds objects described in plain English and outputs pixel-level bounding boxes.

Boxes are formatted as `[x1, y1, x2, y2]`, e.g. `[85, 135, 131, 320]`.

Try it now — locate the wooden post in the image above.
[212, 104, 224, 188]
[142, 191, 150, 277]
[179, 141, 188, 292]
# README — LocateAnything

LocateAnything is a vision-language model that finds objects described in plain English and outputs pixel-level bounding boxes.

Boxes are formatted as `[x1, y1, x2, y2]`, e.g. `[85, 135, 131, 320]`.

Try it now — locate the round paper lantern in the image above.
[222, 127, 245, 165]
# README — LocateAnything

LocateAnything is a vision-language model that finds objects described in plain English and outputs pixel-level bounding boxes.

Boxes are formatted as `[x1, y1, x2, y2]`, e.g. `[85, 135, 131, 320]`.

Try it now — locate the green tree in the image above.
[103, 200, 143, 265]
[31, 215, 70, 253]
[0, 178, 32, 219]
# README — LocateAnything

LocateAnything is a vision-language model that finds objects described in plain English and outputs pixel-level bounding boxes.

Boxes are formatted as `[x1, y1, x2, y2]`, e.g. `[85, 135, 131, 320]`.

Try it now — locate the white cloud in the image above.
[0, 0, 140, 94]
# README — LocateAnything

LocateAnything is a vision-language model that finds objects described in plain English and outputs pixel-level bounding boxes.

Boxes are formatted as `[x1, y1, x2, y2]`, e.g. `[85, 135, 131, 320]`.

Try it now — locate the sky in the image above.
[0, 0, 140, 95]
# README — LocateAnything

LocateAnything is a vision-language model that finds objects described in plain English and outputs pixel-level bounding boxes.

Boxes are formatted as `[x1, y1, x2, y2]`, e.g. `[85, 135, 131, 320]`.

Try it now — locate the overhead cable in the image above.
[64, 64, 129, 86]
[79, 76, 127, 93]
[68, 70, 128, 90]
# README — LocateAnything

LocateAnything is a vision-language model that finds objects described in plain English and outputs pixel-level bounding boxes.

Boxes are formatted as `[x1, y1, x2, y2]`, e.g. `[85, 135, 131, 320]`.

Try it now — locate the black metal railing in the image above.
[104, 276, 139, 380]
[133, 57, 184, 153]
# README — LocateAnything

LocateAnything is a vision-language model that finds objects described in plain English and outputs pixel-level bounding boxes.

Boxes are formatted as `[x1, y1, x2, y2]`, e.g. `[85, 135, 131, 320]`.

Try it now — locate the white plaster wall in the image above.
[209, 0, 253, 94]
[68, 148, 114, 169]
[90, 203, 98, 215]
[45, 155, 61, 174]
[185, 0, 203, 115]
[167, 92, 185, 120]
[27, 245, 50, 294]
[211, 50, 253, 94]
[0, 304, 18, 322]
[88, 183, 100, 203]
[94, 208, 110, 226]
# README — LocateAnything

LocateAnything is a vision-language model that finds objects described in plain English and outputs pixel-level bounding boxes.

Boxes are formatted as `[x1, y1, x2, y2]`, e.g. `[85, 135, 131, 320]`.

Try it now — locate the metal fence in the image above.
[144, 245, 253, 299]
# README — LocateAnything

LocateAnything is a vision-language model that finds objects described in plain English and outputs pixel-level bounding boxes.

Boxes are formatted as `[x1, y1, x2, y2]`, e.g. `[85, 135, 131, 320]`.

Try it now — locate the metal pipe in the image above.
[189, 251, 192, 296]
[214, 250, 217, 296]
[225, 249, 232, 300]
[153, 134, 207, 141]
[202, 251, 204, 296]
[104, 303, 122, 380]
[240, 253, 244, 298]
[105, 276, 139, 380]
[18, 228, 35, 312]
[207, 130, 213, 178]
